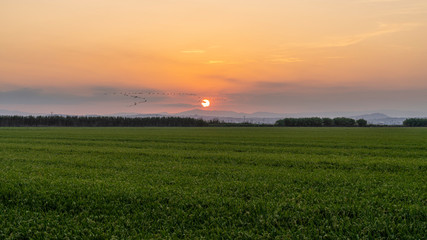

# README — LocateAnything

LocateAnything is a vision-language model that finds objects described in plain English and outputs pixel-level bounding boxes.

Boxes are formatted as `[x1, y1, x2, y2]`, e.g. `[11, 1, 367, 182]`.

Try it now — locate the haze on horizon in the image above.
[1, 0, 427, 115]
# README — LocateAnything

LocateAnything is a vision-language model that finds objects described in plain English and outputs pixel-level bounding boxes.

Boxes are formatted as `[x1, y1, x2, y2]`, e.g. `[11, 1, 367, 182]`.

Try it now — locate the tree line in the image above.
[0, 116, 209, 127]
[0, 115, 425, 127]
[403, 118, 427, 127]
[275, 117, 368, 127]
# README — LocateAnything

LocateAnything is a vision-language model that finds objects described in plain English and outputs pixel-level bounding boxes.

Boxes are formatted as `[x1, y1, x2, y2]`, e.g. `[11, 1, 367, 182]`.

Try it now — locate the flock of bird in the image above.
[106, 90, 203, 107]
[106, 90, 228, 107]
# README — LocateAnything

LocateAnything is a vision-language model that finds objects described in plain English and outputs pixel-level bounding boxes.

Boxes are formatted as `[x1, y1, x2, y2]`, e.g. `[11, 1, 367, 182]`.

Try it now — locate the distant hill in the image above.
[175, 110, 409, 125]
[176, 109, 285, 118]
[176, 109, 245, 118]
[351, 113, 390, 121]
[174, 109, 285, 124]
[0, 109, 34, 116]
[351, 113, 406, 125]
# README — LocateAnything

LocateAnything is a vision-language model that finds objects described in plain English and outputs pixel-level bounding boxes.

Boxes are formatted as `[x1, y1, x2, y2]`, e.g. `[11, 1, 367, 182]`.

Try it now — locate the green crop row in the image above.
[0, 127, 426, 239]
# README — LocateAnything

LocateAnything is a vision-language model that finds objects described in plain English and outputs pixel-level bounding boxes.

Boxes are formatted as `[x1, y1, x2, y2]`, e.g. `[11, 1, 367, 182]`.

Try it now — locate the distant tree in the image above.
[276, 117, 325, 127]
[208, 118, 222, 126]
[403, 118, 427, 127]
[275, 119, 285, 126]
[356, 119, 368, 127]
[322, 118, 334, 126]
[0, 116, 210, 127]
[306, 117, 323, 126]
[333, 117, 356, 127]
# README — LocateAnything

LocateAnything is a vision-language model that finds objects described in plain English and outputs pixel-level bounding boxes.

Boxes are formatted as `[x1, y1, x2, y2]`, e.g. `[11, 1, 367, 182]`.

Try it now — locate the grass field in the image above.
[0, 127, 426, 239]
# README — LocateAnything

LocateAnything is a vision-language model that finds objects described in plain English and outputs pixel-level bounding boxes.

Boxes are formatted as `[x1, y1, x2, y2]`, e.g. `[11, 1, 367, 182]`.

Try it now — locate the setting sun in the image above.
[201, 99, 210, 108]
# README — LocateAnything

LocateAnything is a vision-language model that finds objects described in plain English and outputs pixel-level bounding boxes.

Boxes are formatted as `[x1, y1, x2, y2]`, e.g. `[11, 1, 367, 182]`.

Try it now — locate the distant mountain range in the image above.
[176, 109, 285, 118]
[0, 109, 37, 116]
[174, 110, 409, 125]
[0, 108, 424, 125]
[349, 113, 406, 125]
[108, 109, 420, 125]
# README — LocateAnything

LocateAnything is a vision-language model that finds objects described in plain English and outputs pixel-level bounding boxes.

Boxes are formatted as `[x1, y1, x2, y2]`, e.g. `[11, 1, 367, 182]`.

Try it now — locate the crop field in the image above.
[0, 127, 426, 239]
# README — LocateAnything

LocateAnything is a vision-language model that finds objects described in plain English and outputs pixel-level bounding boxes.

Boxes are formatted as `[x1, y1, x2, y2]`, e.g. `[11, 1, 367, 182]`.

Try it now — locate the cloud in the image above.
[224, 87, 427, 113]
[207, 60, 224, 64]
[253, 81, 302, 90]
[325, 56, 345, 59]
[281, 22, 422, 50]
[2, 85, 427, 115]
[180, 49, 206, 54]
[268, 57, 304, 63]
[158, 103, 200, 108]
[204, 75, 243, 84]
[342, 22, 420, 46]
[0, 87, 139, 105]
[322, 27, 402, 48]
[0, 88, 88, 105]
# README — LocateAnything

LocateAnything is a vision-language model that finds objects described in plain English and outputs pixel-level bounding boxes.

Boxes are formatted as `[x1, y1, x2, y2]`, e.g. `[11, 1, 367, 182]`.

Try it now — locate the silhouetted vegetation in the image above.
[1, 115, 423, 127]
[333, 117, 356, 127]
[322, 118, 334, 126]
[0, 116, 208, 127]
[275, 117, 323, 127]
[275, 117, 363, 127]
[403, 118, 427, 127]
[356, 119, 368, 127]
[0, 115, 274, 127]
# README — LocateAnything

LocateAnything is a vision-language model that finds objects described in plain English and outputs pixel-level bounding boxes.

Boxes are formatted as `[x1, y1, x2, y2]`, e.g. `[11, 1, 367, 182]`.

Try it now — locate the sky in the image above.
[1, 0, 427, 116]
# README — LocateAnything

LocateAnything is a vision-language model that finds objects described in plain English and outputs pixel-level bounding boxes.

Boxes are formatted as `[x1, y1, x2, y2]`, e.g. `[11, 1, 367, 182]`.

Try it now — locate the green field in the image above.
[0, 127, 426, 239]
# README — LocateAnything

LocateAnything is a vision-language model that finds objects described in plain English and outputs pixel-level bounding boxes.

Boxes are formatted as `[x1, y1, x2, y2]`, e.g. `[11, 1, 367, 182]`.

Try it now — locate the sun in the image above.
[201, 99, 210, 108]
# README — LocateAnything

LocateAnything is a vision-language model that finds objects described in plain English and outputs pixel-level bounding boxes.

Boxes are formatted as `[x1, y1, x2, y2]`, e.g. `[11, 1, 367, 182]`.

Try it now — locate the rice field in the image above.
[0, 127, 426, 239]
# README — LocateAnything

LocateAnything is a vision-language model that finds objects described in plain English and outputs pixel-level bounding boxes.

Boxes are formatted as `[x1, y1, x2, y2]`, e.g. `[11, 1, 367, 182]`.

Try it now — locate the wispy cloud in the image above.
[204, 75, 242, 84]
[325, 56, 345, 59]
[158, 103, 199, 108]
[321, 24, 409, 47]
[180, 49, 206, 54]
[207, 60, 224, 64]
[0, 88, 110, 105]
[208, 45, 221, 49]
[281, 22, 422, 50]
[268, 57, 304, 63]
[254, 81, 301, 89]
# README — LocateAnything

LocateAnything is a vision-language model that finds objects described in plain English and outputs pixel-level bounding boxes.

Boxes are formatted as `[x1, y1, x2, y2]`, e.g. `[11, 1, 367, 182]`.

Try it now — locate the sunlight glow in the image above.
[201, 99, 210, 108]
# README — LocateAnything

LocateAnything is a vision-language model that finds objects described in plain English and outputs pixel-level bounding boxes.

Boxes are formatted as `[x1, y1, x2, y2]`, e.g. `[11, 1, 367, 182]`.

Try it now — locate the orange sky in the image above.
[1, 0, 427, 115]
